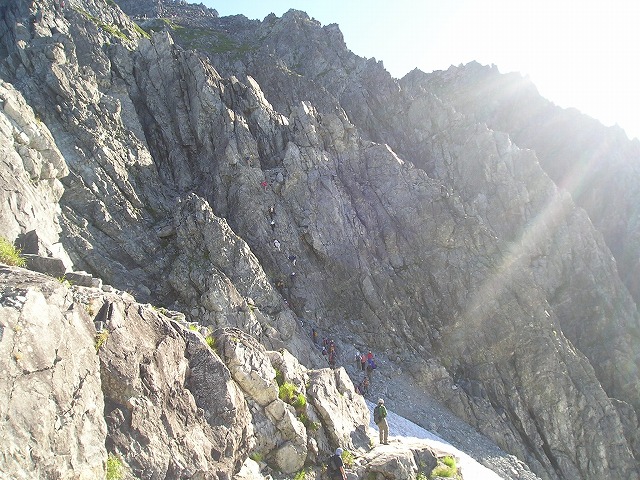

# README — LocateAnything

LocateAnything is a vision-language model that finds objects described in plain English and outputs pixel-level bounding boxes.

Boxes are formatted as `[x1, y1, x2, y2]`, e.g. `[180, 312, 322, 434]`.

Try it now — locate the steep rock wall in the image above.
[0, 1, 639, 479]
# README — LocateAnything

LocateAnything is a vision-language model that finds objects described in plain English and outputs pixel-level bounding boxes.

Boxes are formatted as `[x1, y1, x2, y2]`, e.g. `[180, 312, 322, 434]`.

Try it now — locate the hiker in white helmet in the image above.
[327, 447, 347, 480]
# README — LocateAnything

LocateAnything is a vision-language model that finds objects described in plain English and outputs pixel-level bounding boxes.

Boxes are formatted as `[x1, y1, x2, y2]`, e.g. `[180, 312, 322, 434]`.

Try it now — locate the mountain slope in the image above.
[0, 1, 639, 479]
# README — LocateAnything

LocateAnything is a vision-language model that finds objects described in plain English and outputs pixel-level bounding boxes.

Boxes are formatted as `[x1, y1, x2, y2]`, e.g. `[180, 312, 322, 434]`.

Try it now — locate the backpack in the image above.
[374, 405, 386, 423]
[326, 454, 339, 474]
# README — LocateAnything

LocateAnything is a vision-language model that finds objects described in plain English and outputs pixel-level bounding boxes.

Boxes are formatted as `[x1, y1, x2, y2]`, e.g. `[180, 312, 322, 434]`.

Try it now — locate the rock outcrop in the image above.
[0, 1, 639, 479]
[0, 266, 386, 479]
[416, 62, 640, 306]
[0, 266, 105, 480]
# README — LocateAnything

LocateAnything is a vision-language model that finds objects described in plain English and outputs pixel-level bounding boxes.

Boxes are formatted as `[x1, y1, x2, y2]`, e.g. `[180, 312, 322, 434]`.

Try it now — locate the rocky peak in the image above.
[116, 0, 218, 19]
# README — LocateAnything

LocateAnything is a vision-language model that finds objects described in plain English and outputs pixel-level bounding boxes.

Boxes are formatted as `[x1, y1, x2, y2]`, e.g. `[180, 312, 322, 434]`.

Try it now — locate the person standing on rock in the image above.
[327, 447, 347, 480]
[374, 398, 389, 445]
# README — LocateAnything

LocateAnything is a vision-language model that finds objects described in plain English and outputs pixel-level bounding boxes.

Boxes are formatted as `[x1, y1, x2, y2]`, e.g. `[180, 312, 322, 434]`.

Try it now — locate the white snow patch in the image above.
[367, 400, 505, 479]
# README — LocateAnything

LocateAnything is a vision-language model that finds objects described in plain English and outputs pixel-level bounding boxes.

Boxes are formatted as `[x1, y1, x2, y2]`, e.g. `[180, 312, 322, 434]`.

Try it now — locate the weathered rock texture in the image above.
[0, 266, 105, 480]
[0, 0, 639, 479]
[0, 267, 378, 479]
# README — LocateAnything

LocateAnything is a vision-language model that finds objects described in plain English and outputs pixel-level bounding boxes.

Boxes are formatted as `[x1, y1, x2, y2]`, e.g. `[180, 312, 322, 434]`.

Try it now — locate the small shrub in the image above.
[57, 276, 72, 287]
[133, 23, 151, 38]
[205, 335, 216, 350]
[188, 324, 199, 332]
[0, 238, 26, 267]
[95, 330, 109, 352]
[278, 382, 296, 403]
[292, 393, 307, 410]
[99, 22, 129, 41]
[416, 472, 428, 480]
[152, 305, 169, 315]
[442, 456, 456, 468]
[106, 453, 123, 480]
[341, 449, 354, 468]
[293, 469, 306, 480]
[430, 455, 457, 478]
[298, 412, 314, 430]
[249, 451, 263, 463]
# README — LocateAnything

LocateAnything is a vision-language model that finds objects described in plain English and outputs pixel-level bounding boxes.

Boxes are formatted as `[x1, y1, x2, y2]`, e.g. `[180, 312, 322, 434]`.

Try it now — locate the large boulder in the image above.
[264, 398, 308, 473]
[216, 327, 279, 407]
[357, 441, 438, 480]
[307, 367, 371, 452]
[216, 329, 310, 473]
[97, 295, 252, 478]
[0, 266, 105, 479]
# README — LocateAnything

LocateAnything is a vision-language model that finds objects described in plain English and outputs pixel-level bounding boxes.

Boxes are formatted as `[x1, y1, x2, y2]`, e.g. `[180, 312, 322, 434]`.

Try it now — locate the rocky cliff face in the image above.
[416, 62, 640, 307]
[0, 1, 639, 479]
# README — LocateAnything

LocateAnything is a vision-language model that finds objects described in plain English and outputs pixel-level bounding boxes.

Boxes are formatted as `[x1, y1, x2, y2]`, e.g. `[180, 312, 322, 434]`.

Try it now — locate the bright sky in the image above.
[204, 1, 640, 140]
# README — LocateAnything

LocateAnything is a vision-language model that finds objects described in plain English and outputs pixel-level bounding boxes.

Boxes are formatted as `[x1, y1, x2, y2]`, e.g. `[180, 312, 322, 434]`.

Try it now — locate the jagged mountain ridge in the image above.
[0, 0, 639, 479]
[416, 62, 640, 305]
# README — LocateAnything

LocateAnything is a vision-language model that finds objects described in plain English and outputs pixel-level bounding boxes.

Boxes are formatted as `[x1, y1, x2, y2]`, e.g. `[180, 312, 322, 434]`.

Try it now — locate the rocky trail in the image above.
[312, 330, 540, 479]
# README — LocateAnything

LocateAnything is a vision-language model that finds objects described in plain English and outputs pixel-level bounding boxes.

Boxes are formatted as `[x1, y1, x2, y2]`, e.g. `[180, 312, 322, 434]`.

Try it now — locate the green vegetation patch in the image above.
[249, 451, 263, 463]
[57, 276, 72, 287]
[0, 238, 26, 267]
[278, 381, 297, 403]
[98, 22, 129, 41]
[430, 455, 458, 479]
[341, 449, 354, 468]
[75, 8, 135, 42]
[133, 22, 151, 39]
[297, 412, 320, 431]
[292, 392, 307, 410]
[106, 453, 124, 480]
[95, 329, 109, 352]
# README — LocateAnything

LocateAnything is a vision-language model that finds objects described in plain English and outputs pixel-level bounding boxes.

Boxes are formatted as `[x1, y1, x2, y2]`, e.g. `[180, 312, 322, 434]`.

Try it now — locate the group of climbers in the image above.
[354, 350, 377, 395]
[363, 350, 377, 377]
[312, 329, 382, 391]
[267, 204, 300, 302]
[262, 196, 391, 451]
[248, 134, 393, 469]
